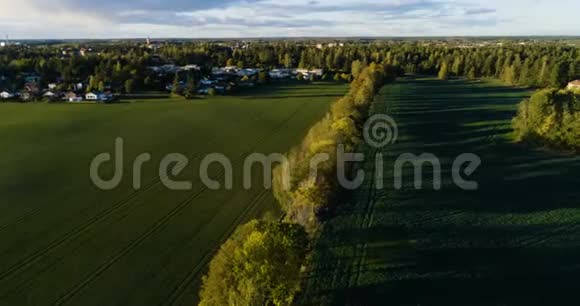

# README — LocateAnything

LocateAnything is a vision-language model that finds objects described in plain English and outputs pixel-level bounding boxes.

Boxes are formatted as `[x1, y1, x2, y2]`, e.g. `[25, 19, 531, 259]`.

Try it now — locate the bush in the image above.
[199, 220, 309, 306]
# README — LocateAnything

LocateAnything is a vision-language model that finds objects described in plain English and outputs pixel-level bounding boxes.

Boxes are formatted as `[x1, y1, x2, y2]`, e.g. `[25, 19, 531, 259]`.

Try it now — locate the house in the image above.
[43, 91, 62, 101]
[181, 64, 201, 71]
[20, 91, 36, 101]
[24, 83, 39, 93]
[74, 83, 84, 91]
[63, 92, 82, 102]
[237, 68, 259, 77]
[269, 69, 292, 79]
[85, 92, 99, 100]
[200, 79, 217, 86]
[567, 80, 580, 91]
[86, 92, 113, 102]
[296, 68, 324, 77]
[0, 91, 15, 99]
[24, 75, 41, 84]
[48, 83, 58, 90]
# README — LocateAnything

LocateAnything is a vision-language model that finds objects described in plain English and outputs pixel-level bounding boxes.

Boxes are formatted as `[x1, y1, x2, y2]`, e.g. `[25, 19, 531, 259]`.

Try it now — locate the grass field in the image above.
[0, 82, 346, 306]
[305, 78, 580, 305]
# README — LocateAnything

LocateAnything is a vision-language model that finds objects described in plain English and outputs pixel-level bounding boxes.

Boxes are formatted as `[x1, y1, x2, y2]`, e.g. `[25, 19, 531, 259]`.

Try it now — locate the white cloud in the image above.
[0, 0, 578, 38]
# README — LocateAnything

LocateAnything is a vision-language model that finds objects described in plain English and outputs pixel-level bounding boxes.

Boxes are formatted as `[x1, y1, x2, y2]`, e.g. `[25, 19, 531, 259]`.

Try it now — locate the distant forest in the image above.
[1, 41, 578, 93]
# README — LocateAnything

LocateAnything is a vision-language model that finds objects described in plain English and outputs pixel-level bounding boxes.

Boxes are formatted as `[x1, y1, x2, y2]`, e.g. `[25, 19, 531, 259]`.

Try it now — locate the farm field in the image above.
[0, 82, 346, 306]
[305, 78, 580, 305]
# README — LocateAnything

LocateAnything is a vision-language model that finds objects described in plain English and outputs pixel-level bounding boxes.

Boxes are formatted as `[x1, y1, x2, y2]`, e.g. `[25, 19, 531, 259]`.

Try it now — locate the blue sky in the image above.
[0, 0, 578, 39]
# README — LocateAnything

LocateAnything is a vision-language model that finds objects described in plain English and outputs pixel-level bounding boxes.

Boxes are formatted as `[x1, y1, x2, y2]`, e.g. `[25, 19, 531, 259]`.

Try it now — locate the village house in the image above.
[43, 91, 58, 98]
[20, 91, 35, 102]
[23, 74, 41, 84]
[74, 83, 84, 91]
[24, 83, 40, 93]
[236, 68, 259, 77]
[181, 64, 201, 71]
[43, 91, 63, 102]
[63, 91, 83, 102]
[567, 80, 580, 91]
[85, 92, 113, 102]
[269, 69, 293, 79]
[0, 91, 15, 99]
[296, 68, 324, 77]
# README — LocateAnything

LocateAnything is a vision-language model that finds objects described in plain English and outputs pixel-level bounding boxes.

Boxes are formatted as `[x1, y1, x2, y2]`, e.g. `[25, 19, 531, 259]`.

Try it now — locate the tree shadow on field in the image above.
[304, 78, 580, 305]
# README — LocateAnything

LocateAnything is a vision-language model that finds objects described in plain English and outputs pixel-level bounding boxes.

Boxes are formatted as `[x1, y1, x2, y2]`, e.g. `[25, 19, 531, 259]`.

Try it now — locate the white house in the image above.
[567, 80, 580, 91]
[296, 68, 324, 77]
[43, 91, 57, 97]
[63, 92, 82, 102]
[237, 69, 259, 77]
[86, 92, 113, 102]
[85, 92, 99, 100]
[181, 64, 201, 71]
[74, 83, 84, 91]
[48, 83, 58, 90]
[269, 69, 292, 79]
[0, 91, 14, 99]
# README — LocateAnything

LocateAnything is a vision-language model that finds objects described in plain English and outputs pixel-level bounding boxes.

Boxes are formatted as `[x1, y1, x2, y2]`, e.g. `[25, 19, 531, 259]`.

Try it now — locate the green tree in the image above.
[184, 75, 197, 98]
[199, 220, 309, 306]
[124, 79, 134, 93]
[351, 60, 364, 79]
[438, 62, 449, 80]
[467, 67, 476, 79]
[258, 71, 270, 83]
[283, 53, 293, 68]
[97, 81, 105, 92]
[171, 73, 181, 96]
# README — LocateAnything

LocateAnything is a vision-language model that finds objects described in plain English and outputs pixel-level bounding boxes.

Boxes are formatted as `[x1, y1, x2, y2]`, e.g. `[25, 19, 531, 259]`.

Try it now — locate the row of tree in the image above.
[272, 62, 398, 233]
[199, 61, 398, 305]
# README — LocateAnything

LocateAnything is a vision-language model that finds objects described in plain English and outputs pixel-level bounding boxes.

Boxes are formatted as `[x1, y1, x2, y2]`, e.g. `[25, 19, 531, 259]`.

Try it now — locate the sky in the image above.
[0, 0, 578, 39]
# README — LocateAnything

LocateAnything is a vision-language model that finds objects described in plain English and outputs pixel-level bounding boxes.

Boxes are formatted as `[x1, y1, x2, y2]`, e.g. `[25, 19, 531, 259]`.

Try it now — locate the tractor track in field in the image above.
[0, 98, 308, 286]
[0, 176, 164, 281]
[347, 148, 379, 289]
[346, 90, 397, 289]
[161, 189, 270, 306]
[518, 223, 580, 248]
[52, 99, 312, 306]
[0, 102, 283, 234]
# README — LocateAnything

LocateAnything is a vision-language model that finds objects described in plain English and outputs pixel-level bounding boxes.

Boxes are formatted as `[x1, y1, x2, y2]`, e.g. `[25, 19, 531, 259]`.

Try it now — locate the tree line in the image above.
[199, 61, 398, 305]
[1, 42, 578, 94]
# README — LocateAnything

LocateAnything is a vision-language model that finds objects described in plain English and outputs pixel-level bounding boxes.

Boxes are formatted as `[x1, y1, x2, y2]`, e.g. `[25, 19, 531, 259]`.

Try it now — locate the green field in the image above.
[305, 78, 580, 305]
[0, 82, 346, 305]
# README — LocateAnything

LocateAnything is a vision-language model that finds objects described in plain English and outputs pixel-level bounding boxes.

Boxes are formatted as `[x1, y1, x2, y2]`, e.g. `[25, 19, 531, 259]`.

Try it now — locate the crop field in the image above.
[0, 82, 346, 306]
[305, 78, 580, 305]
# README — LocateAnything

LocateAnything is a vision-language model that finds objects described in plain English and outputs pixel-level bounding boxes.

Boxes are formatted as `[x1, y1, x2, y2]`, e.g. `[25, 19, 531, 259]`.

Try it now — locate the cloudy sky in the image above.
[0, 0, 578, 39]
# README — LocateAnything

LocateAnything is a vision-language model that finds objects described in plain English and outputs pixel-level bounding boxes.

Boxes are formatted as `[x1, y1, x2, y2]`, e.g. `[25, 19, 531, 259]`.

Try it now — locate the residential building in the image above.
[567, 80, 580, 91]
[86, 92, 113, 102]
[64, 92, 82, 102]
[0, 91, 15, 99]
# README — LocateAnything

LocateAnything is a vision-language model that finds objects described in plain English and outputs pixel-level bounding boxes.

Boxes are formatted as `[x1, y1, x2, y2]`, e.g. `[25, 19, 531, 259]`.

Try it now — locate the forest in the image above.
[1, 41, 578, 93]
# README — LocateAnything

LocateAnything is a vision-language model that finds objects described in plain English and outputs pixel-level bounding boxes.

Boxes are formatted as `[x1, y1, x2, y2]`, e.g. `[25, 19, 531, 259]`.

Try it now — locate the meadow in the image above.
[0, 82, 346, 305]
[305, 78, 580, 305]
